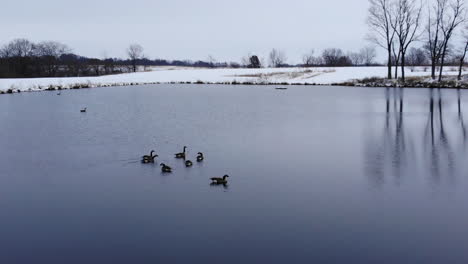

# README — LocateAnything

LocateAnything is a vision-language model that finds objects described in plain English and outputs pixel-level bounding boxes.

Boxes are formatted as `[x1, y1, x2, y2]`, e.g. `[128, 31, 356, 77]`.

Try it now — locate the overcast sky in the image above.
[1, 0, 372, 63]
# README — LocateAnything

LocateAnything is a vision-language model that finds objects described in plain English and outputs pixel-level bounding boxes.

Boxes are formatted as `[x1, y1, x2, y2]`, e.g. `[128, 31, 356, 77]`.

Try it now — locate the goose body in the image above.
[210, 175, 229, 184]
[175, 146, 187, 159]
[160, 163, 172, 173]
[185, 160, 193, 167]
[80, 107, 87, 113]
[196, 152, 204, 162]
[142, 150, 158, 163]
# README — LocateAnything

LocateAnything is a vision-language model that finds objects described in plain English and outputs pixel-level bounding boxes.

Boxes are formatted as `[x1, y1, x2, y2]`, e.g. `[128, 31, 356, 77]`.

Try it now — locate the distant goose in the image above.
[80, 107, 87, 113]
[210, 175, 229, 184]
[196, 152, 204, 162]
[57, 92, 61, 95]
[175, 146, 187, 159]
[142, 150, 158, 163]
[160, 163, 172, 173]
[185, 160, 193, 167]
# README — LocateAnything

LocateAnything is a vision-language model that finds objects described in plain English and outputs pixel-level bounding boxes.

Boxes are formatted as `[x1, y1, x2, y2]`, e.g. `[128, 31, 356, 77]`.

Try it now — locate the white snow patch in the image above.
[0, 66, 462, 92]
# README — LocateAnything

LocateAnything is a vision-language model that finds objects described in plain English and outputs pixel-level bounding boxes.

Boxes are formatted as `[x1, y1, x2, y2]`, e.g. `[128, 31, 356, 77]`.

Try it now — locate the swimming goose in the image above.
[160, 163, 172, 173]
[196, 152, 204, 162]
[142, 150, 158, 163]
[185, 160, 193, 167]
[80, 107, 87, 113]
[210, 175, 229, 184]
[175, 146, 187, 159]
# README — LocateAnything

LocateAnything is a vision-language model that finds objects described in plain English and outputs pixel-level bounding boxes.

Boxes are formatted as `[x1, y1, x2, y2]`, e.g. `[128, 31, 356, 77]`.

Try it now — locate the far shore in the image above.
[0, 66, 466, 95]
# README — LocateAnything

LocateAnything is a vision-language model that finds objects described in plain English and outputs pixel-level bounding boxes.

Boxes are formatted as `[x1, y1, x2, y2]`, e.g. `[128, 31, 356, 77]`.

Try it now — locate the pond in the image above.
[0, 84, 467, 264]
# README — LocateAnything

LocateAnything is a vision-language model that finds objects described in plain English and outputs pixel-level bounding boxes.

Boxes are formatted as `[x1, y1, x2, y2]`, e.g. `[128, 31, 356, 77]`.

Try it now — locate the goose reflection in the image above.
[210, 182, 229, 190]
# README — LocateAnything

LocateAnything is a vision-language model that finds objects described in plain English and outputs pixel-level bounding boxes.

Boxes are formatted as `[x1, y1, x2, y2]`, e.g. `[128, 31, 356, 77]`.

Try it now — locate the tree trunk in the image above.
[438, 59, 444, 82]
[394, 62, 398, 80]
[401, 54, 406, 83]
[387, 49, 393, 79]
[439, 47, 448, 82]
[458, 42, 468, 81]
[459, 61, 464, 80]
[458, 60, 464, 81]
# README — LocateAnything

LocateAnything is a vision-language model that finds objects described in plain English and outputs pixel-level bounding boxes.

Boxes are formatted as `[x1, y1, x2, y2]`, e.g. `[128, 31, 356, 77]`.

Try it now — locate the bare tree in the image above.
[241, 56, 250, 67]
[392, 39, 402, 78]
[1, 38, 35, 58]
[127, 44, 144, 72]
[361, 46, 378, 65]
[348, 51, 366, 66]
[367, 0, 398, 79]
[348, 46, 377, 66]
[407, 47, 428, 66]
[268, 49, 287, 67]
[425, 0, 446, 79]
[0, 39, 36, 76]
[35, 41, 70, 57]
[302, 50, 316, 67]
[207, 55, 217, 68]
[437, 0, 465, 81]
[458, 25, 468, 80]
[391, 0, 423, 82]
[35, 41, 71, 76]
[322, 48, 352, 66]
[322, 48, 343, 66]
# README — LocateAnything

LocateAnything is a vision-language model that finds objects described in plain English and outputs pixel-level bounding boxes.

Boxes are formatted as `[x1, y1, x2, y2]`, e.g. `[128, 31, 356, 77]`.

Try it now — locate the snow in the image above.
[0, 66, 462, 92]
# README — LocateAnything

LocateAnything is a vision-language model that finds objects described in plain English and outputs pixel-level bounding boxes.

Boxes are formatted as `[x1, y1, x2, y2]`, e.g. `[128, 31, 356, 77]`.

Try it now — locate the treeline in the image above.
[0, 39, 115, 78]
[0, 39, 243, 78]
[368, 0, 467, 82]
[242, 47, 381, 68]
[0, 39, 383, 79]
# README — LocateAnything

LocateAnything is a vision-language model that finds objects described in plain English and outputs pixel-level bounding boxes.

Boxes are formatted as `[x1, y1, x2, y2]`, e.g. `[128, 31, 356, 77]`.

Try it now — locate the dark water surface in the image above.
[0, 84, 467, 264]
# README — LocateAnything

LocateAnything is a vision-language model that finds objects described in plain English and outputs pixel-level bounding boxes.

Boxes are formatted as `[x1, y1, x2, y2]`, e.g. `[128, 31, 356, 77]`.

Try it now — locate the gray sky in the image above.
[1, 0, 371, 63]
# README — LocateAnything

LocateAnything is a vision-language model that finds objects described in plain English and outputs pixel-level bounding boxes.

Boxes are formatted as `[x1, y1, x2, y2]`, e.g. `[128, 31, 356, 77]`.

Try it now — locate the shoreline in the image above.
[0, 66, 468, 94]
[1, 79, 468, 95]
[1, 66, 465, 95]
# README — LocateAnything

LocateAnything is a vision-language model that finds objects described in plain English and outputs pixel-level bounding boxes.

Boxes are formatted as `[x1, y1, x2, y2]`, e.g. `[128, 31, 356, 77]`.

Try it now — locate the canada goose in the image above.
[185, 160, 193, 167]
[80, 107, 87, 113]
[175, 146, 187, 159]
[210, 175, 229, 184]
[142, 150, 158, 163]
[160, 163, 172, 173]
[196, 152, 204, 162]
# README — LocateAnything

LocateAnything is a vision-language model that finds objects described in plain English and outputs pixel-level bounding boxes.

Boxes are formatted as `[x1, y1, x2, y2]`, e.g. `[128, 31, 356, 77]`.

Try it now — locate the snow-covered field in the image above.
[0, 66, 463, 92]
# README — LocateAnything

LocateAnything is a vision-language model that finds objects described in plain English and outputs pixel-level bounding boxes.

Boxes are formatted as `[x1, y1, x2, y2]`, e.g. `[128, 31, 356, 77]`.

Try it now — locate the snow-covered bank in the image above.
[0, 66, 464, 93]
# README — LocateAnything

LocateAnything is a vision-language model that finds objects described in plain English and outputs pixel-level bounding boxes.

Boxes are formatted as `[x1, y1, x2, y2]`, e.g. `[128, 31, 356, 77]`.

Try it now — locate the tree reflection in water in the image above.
[365, 87, 467, 188]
